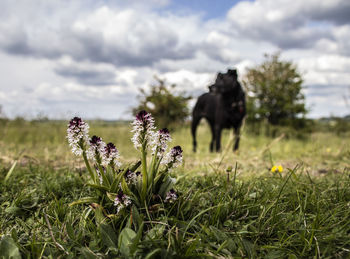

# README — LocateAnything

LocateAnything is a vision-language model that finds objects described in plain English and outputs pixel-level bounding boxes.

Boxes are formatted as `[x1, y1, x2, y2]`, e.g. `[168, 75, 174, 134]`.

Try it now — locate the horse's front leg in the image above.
[191, 115, 201, 153]
[209, 123, 215, 152]
[215, 125, 222, 152]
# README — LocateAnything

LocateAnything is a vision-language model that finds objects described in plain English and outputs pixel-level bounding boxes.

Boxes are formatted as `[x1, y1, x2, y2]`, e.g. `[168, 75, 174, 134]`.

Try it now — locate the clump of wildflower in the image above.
[114, 191, 132, 214]
[102, 142, 121, 168]
[152, 128, 172, 156]
[271, 165, 283, 173]
[161, 146, 183, 169]
[67, 117, 89, 156]
[164, 189, 178, 203]
[124, 170, 141, 184]
[131, 110, 156, 150]
[87, 135, 106, 162]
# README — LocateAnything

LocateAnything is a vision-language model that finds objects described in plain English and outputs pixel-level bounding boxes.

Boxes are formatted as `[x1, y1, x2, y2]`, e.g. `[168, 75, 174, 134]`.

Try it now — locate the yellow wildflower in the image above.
[277, 165, 283, 173]
[271, 165, 283, 173]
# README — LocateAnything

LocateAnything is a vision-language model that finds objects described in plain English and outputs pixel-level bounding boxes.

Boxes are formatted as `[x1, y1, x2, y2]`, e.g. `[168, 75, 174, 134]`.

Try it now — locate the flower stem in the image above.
[83, 151, 95, 182]
[148, 149, 158, 189]
[141, 142, 148, 203]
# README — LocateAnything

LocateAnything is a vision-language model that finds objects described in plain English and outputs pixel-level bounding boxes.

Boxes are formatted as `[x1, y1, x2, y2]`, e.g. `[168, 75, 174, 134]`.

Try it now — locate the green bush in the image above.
[243, 53, 307, 130]
[133, 77, 191, 129]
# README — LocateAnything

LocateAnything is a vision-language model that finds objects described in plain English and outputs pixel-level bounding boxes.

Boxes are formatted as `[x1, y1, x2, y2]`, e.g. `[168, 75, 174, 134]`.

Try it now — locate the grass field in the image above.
[0, 119, 349, 258]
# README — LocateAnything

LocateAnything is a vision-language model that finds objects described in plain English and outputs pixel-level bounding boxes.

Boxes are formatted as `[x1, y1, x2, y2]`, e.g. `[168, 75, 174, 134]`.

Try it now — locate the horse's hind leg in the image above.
[191, 115, 201, 152]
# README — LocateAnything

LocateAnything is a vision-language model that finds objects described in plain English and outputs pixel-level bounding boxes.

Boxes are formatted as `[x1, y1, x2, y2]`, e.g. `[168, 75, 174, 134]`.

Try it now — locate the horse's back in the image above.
[193, 93, 217, 118]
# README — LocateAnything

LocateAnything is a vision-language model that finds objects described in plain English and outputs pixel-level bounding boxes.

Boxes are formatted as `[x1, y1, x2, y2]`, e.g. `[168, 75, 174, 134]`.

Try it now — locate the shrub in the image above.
[133, 77, 191, 129]
[243, 53, 307, 130]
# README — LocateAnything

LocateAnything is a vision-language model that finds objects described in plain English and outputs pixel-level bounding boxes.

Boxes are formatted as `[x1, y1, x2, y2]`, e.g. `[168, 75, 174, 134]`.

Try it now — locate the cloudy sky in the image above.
[0, 0, 349, 120]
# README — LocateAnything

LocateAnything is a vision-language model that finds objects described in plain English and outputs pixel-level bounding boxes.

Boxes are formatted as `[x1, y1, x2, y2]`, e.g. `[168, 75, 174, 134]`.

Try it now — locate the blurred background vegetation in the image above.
[243, 53, 309, 138]
[132, 77, 192, 129]
[0, 116, 348, 175]
[0, 52, 349, 157]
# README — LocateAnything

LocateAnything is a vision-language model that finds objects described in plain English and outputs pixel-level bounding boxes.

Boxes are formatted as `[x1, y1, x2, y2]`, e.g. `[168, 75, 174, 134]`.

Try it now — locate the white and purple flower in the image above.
[161, 146, 183, 169]
[102, 142, 121, 168]
[164, 189, 178, 203]
[87, 135, 106, 163]
[131, 110, 156, 150]
[67, 117, 89, 156]
[114, 191, 132, 214]
[152, 128, 172, 157]
[124, 170, 141, 184]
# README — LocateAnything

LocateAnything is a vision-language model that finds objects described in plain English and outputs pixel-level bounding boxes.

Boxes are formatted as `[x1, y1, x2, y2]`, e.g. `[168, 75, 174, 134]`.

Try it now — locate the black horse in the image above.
[191, 69, 246, 152]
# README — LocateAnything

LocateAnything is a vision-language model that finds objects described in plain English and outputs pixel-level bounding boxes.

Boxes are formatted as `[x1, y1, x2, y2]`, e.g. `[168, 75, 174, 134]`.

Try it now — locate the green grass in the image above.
[0, 120, 349, 258]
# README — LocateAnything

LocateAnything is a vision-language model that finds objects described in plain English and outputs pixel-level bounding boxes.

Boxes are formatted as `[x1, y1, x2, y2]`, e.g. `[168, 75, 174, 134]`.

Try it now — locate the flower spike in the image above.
[87, 135, 106, 163]
[162, 145, 183, 169]
[114, 191, 132, 214]
[152, 128, 172, 156]
[102, 142, 121, 168]
[165, 189, 178, 203]
[131, 110, 156, 150]
[124, 170, 141, 184]
[67, 117, 89, 156]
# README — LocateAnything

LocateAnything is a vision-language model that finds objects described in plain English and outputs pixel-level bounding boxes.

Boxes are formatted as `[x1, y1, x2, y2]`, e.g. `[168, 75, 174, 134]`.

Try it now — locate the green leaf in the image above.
[105, 166, 115, 184]
[217, 240, 228, 253]
[0, 236, 21, 259]
[77, 247, 98, 259]
[94, 205, 105, 225]
[99, 223, 118, 251]
[118, 227, 137, 257]
[131, 205, 142, 229]
[66, 223, 75, 240]
[4, 161, 17, 183]
[130, 222, 144, 255]
[121, 177, 132, 196]
[158, 175, 175, 197]
[86, 183, 109, 192]
[241, 239, 256, 258]
[130, 160, 141, 171]
[106, 192, 117, 202]
[144, 248, 162, 259]
[110, 176, 122, 193]
[287, 254, 298, 259]
[5, 206, 22, 215]
[98, 165, 111, 188]
[145, 224, 165, 240]
[69, 197, 98, 207]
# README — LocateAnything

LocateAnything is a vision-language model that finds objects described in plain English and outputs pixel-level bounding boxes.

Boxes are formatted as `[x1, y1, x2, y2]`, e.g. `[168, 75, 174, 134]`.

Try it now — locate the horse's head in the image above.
[227, 69, 238, 79]
[213, 69, 240, 94]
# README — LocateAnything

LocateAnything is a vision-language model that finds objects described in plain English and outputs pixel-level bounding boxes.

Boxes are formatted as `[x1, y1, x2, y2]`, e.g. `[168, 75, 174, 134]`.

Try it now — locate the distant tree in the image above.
[243, 53, 307, 127]
[133, 77, 191, 129]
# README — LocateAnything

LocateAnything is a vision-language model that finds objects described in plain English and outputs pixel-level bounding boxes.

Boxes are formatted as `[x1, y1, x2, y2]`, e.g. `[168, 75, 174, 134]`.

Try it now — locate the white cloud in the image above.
[161, 69, 214, 91]
[227, 0, 350, 50]
[0, 0, 349, 119]
[297, 55, 350, 85]
[54, 56, 118, 86]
